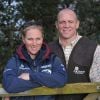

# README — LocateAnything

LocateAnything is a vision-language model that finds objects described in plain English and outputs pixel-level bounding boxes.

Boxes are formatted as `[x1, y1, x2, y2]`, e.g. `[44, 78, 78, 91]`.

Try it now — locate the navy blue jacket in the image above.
[3, 42, 67, 100]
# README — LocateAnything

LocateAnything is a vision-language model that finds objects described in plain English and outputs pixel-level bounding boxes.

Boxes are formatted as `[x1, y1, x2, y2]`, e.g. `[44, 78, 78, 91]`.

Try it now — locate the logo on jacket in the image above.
[19, 64, 30, 70]
[41, 64, 52, 74]
[41, 64, 51, 68]
[41, 69, 52, 74]
[73, 66, 85, 74]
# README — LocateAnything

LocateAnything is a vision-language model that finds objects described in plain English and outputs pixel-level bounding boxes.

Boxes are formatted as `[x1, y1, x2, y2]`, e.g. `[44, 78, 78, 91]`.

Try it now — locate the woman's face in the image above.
[22, 27, 43, 58]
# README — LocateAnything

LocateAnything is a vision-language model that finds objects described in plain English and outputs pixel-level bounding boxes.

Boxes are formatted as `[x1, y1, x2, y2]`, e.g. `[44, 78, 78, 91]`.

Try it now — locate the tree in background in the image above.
[0, 0, 23, 80]
[75, 0, 100, 42]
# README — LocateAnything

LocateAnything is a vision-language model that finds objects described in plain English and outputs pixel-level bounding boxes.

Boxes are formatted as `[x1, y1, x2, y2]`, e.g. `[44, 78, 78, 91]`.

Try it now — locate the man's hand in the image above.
[18, 73, 30, 80]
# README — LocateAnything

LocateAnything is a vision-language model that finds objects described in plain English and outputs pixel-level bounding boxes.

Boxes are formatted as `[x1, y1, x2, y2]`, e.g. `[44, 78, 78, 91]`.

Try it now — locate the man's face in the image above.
[56, 10, 79, 40]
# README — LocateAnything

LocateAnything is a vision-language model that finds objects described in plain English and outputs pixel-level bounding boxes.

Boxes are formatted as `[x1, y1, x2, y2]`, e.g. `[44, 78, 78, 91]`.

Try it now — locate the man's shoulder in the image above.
[79, 36, 97, 46]
[48, 40, 62, 55]
[48, 40, 58, 48]
[74, 36, 98, 57]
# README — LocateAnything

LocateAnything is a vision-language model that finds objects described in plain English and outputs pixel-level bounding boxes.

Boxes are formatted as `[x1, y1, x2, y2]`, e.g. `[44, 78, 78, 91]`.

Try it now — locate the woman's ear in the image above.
[22, 35, 25, 44]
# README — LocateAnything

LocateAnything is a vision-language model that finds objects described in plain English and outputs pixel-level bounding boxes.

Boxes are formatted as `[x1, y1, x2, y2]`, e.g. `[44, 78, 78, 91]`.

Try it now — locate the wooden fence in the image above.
[0, 82, 100, 98]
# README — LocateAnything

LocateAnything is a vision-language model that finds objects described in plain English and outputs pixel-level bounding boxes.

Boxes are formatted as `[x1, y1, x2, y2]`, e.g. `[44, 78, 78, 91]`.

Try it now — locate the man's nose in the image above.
[32, 40, 37, 45]
[64, 22, 69, 27]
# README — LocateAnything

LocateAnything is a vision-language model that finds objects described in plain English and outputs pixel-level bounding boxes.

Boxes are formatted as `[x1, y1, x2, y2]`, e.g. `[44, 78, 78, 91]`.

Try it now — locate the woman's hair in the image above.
[20, 20, 43, 37]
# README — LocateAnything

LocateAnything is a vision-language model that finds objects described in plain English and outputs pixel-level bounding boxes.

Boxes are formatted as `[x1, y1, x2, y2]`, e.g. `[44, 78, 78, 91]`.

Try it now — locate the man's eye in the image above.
[36, 38, 41, 40]
[69, 21, 73, 23]
[27, 38, 33, 40]
[59, 21, 65, 24]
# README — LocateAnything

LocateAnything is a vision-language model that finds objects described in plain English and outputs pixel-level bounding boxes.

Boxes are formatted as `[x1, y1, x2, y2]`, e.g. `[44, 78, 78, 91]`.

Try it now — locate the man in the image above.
[49, 8, 100, 100]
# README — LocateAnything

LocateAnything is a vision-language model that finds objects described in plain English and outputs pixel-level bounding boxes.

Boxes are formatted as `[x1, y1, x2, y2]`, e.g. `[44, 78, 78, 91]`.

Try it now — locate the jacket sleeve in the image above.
[2, 57, 41, 93]
[29, 56, 68, 88]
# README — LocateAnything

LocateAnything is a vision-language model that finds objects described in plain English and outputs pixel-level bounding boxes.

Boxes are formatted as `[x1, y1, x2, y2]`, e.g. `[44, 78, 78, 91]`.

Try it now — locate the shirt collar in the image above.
[59, 34, 82, 48]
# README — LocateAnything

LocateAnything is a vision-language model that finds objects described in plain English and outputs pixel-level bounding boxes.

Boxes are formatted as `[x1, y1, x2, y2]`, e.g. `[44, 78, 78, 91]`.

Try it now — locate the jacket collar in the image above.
[16, 42, 51, 61]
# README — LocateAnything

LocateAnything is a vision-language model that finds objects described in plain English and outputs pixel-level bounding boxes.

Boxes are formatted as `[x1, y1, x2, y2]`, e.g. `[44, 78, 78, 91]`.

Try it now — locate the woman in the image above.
[3, 20, 67, 100]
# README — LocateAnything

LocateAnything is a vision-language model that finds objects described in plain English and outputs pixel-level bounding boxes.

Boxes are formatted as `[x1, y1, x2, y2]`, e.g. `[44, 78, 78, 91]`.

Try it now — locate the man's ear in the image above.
[55, 21, 58, 29]
[76, 20, 80, 29]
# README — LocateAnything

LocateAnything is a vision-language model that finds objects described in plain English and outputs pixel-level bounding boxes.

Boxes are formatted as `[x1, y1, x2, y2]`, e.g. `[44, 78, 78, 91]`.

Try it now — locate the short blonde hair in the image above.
[21, 20, 43, 37]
